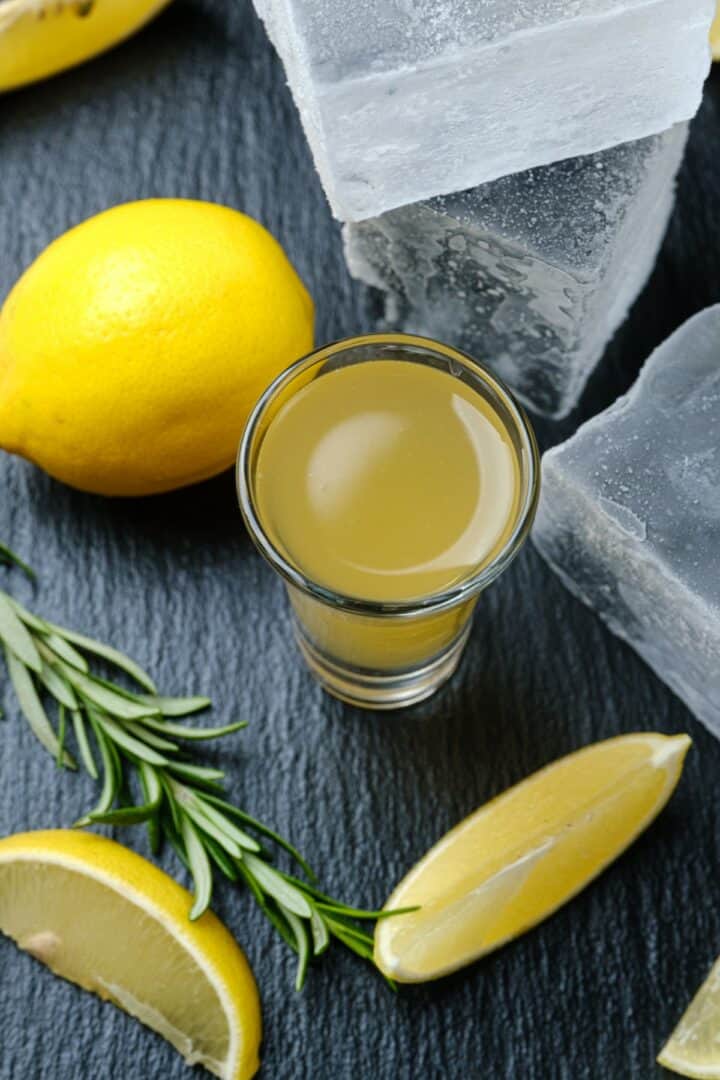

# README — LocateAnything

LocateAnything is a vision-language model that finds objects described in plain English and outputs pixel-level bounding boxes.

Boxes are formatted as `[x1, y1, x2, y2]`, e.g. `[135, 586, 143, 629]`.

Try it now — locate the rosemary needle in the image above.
[0, 541, 403, 989]
[0, 541, 35, 582]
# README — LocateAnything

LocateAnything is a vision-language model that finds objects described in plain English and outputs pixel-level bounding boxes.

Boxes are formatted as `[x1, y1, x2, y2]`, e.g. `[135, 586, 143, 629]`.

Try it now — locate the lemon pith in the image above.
[375, 733, 690, 982]
[0, 830, 261, 1079]
[658, 956, 720, 1079]
[0, 198, 314, 496]
[0, 0, 172, 93]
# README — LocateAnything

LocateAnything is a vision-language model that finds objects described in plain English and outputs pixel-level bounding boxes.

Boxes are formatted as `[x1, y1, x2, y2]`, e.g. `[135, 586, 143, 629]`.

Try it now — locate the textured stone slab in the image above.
[0, 4, 719, 1078]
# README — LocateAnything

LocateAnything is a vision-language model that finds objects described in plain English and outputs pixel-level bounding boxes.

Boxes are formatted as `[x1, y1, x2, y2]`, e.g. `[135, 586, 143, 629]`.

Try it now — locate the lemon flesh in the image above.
[0, 831, 261, 1079]
[0, 0, 172, 93]
[659, 957, 720, 1078]
[375, 733, 690, 982]
[0, 198, 314, 496]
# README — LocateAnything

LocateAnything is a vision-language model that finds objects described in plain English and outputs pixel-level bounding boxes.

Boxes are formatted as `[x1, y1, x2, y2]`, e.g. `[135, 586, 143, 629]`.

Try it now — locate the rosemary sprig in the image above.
[0, 543, 406, 990]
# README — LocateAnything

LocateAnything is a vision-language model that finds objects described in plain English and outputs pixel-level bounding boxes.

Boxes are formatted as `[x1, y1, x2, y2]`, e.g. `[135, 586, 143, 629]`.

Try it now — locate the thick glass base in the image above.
[293, 620, 472, 710]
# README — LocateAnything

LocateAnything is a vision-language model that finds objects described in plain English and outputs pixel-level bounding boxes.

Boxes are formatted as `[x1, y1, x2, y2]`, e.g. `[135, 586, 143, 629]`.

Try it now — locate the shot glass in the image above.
[237, 334, 539, 710]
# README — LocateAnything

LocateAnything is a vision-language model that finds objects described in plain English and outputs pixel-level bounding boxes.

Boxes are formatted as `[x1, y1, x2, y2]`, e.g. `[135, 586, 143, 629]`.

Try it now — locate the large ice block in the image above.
[533, 306, 720, 734]
[252, 0, 713, 221]
[344, 125, 688, 419]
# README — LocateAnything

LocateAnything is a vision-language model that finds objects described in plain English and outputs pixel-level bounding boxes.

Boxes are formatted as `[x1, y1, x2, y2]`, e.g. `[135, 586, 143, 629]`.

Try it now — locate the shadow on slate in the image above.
[0, 3, 719, 1078]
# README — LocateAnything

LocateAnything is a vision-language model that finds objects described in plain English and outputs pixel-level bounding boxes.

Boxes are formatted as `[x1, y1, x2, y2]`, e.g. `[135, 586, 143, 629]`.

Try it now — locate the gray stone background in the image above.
[1, 2, 719, 1077]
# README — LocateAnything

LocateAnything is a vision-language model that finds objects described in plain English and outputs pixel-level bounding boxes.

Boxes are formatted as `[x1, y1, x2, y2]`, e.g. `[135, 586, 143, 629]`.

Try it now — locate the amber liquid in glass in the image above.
[254, 360, 521, 605]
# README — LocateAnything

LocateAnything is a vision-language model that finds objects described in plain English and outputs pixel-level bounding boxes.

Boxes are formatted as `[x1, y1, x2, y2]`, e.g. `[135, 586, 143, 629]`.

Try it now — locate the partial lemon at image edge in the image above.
[712, 3, 720, 61]
[375, 732, 691, 983]
[0, 830, 261, 1079]
[0, 0, 173, 93]
[659, 957, 720, 1079]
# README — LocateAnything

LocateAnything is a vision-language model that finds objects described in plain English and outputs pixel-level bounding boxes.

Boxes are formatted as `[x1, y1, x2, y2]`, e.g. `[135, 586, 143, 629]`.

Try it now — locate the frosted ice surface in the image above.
[252, 0, 713, 220]
[270, 0, 628, 78]
[344, 124, 688, 419]
[533, 306, 720, 734]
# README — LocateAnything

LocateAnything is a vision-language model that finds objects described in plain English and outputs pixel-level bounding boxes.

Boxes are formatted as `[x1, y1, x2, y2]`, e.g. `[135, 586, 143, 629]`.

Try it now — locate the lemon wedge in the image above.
[0, 830, 261, 1079]
[375, 732, 690, 982]
[658, 957, 720, 1078]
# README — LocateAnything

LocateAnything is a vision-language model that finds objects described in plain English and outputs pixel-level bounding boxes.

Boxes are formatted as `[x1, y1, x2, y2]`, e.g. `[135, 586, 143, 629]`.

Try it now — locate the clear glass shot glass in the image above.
[237, 334, 540, 710]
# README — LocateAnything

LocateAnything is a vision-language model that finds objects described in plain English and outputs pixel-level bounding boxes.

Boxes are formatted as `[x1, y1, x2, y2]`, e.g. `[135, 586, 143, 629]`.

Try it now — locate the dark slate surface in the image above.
[0, 3, 718, 1077]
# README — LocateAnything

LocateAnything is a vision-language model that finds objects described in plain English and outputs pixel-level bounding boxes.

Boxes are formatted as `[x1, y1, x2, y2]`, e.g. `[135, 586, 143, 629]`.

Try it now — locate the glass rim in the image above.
[237, 332, 540, 618]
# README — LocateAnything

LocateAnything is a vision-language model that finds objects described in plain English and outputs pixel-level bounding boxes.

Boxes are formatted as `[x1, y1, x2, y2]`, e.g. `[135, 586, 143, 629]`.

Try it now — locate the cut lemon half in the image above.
[0, 830, 261, 1078]
[375, 733, 690, 982]
[712, 4, 720, 61]
[658, 957, 720, 1078]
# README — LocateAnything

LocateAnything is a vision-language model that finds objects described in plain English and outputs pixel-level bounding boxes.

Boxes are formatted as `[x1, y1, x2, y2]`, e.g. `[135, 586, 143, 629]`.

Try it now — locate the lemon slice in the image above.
[658, 957, 720, 1078]
[712, 4, 720, 61]
[375, 733, 690, 982]
[0, 831, 261, 1078]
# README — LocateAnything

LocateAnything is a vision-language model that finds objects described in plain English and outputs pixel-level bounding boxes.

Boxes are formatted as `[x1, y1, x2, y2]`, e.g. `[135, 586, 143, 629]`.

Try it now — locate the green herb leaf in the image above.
[0, 542, 35, 581]
[185, 793, 261, 854]
[200, 834, 240, 882]
[323, 918, 375, 961]
[181, 816, 213, 920]
[93, 714, 169, 765]
[165, 761, 225, 785]
[137, 695, 211, 717]
[37, 657, 79, 710]
[88, 803, 158, 826]
[284, 908, 312, 991]
[71, 709, 98, 779]
[76, 714, 119, 823]
[243, 854, 313, 919]
[8, 599, 52, 635]
[322, 916, 375, 949]
[310, 909, 330, 956]
[4, 645, 75, 766]
[135, 765, 162, 856]
[56, 705, 67, 769]
[138, 715, 248, 741]
[179, 801, 244, 860]
[45, 623, 157, 693]
[41, 632, 89, 673]
[124, 721, 180, 754]
[314, 899, 417, 921]
[62, 669, 160, 720]
[202, 795, 315, 880]
[0, 591, 42, 672]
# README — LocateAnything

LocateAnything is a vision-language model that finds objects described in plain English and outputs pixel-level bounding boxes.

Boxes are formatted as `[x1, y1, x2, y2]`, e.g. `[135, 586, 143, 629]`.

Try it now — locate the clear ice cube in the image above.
[344, 124, 688, 419]
[252, 0, 713, 220]
[532, 305, 720, 734]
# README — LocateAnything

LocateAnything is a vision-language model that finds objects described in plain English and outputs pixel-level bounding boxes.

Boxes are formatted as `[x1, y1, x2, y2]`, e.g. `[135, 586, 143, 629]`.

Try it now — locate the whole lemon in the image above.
[0, 199, 314, 496]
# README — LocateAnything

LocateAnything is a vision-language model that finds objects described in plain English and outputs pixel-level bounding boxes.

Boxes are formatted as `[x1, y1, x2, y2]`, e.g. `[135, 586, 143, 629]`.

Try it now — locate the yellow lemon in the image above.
[0, 830, 261, 1079]
[0, 198, 314, 495]
[375, 732, 690, 982]
[659, 952, 720, 1078]
[712, 2, 720, 61]
[0, 0, 172, 93]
